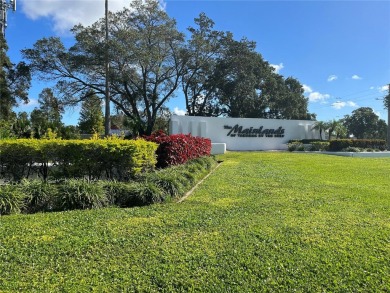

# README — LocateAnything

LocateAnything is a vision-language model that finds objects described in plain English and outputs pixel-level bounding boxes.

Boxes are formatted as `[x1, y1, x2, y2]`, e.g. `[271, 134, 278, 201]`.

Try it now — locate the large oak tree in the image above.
[22, 0, 184, 135]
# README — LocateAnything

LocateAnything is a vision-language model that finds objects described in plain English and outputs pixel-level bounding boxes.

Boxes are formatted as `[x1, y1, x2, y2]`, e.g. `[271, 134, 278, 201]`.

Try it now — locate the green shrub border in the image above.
[328, 139, 387, 151]
[0, 138, 158, 182]
[289, 139, 386, 152]
[0, 156, 217, 215]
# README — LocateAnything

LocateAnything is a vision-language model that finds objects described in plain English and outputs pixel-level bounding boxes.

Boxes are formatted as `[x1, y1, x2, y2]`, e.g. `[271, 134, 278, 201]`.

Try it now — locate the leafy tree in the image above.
[60, 125, 80, 140]
[78, 91, 104, 134]
[0, 35, 31, 122]
[30, 88, 64, 138]
[22, 0, 185, 135]
[213, 36, 270, 118]
[212, 35, 310, 119]
[182, 13, 225, 116]
[12, 111, 32, 138]
[343, 107, 387, 139]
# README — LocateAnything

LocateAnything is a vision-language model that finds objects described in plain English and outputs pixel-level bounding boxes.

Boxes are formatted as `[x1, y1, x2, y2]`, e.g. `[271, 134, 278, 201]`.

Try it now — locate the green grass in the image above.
[0, 152, 389, 292]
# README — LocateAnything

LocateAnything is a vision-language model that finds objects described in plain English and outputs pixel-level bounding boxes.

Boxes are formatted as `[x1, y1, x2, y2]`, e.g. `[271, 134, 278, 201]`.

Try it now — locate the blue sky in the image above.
[4, 0, 390, 125]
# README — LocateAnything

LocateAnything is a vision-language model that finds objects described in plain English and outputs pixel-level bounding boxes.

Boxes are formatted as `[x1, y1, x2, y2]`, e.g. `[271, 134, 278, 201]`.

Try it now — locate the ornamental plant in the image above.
[144, 130, 211, 168]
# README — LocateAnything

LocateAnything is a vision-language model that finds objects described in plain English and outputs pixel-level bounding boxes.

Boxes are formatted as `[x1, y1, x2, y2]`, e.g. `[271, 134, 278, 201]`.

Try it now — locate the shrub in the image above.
[0, 139, 158, 182]
[137, 182, 166, 205]
[103, 181, 147, 207]
[0, 184, 24, 215]
[0, 156, 218, 214]
[144, 130, 211, 168]
[57, 179, 108, 211]
[341, 147, 361, 152]
[329, 139, 387, 151]
[19, 179, 58, 213]
[288, 142, 303, 152]
[141, 170, 186, 199]
[310, 141, 330, 151]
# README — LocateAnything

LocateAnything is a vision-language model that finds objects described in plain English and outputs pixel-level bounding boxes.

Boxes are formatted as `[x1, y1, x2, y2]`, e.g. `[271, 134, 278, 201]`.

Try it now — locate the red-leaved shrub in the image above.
[144, 130, 211, 168]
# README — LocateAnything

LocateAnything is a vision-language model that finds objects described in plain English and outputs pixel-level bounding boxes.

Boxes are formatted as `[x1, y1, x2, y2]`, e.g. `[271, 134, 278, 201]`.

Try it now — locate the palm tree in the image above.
[312, 121, 328, 140]
[327, 119, 346, 140]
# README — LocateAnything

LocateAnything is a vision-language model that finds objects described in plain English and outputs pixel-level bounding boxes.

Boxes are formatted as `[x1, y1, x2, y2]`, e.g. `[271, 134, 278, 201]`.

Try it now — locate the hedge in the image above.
[0, 138, 158, 182]
[144, 130, 212, 168]
[328, 139, 387, 151]
[0, 156, 217, 215]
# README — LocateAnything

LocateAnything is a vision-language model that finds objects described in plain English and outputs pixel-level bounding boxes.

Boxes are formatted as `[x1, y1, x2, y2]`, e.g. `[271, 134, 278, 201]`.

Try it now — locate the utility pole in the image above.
[0, 0, 16, 37]
[385, 84, 390, 150]
[104, 0, 110, 136]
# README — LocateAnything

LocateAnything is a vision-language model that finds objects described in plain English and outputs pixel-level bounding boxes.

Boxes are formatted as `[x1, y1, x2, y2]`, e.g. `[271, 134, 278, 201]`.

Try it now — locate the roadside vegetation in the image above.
[0, 152, 388, 292]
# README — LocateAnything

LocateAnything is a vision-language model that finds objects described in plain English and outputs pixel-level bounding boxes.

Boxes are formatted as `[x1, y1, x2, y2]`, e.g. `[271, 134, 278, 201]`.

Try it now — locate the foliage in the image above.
[57, 179, 108, 211]
[329, 139, 387, 151]
[309, 141, 330, 151]
[22, 0, 185, 136]
[0, 35, 31, 122]
[30, 88, 64, 138]
[22, 1, 313, 134]
[343, 107, 387, 139]
[182, 13, 225, 116]
[287, 141, 304, 151]
[78, 91, 104, 134]
[102, 181, 146, 207]
[341, 146, 361, 152]
[0, 138, 158, 182]
[0, 156, 217, 214]
[19, 179, 58, 213]
[0, 184, 24, 215]
[0, 153, 389, 292]
[144, 130, 212, 168]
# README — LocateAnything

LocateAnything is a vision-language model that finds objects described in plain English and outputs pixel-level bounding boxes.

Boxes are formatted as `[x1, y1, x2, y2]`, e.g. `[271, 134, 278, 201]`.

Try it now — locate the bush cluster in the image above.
[328, 139, 387, 152]
[0, 138, 157, 182]
[0, 156, 217, 216]
[144, 130, 212, 168]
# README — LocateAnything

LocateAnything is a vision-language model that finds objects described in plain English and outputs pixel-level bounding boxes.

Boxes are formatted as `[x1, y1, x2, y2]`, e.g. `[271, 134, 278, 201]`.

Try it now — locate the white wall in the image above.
[169, 116, 319, 151]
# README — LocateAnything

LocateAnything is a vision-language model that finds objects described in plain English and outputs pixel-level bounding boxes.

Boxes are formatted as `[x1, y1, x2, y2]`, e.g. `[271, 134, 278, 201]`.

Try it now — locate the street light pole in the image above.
[104, 0, 110, 136]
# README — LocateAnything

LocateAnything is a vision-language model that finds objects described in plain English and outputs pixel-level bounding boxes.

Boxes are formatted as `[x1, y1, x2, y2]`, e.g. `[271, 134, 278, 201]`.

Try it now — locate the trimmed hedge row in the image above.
[0, 138, 158, 182]
[328, 139, 387, 151]
[0, 156, 217, 215]
[144, 131, 212, 168]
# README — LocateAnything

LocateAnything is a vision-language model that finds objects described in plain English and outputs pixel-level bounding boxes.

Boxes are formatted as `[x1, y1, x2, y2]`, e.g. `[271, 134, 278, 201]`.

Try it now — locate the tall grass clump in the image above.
[19, 179, 58, 213]
[57, 179, 108, 210]
[0, 184, 24, 215]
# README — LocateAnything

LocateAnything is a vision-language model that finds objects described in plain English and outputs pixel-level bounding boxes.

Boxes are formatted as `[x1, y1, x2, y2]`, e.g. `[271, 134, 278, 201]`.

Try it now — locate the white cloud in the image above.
[173, 107, 186, 116]
[302, 84, 312, 93]
[352, 74, 362, 80]
[379, 85, 388, 92]
[331, 101, 358, 110]
[20, 0, 165, 34]
[270, 63, 284, 74]
[308, 92, 330, 102]
[302, 84, 330, 103]
[327, 75, 337, 82]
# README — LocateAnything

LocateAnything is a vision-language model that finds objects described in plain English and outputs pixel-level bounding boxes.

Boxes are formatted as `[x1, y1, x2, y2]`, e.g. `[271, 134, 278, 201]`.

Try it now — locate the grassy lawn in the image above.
[0, 152, 389, 292]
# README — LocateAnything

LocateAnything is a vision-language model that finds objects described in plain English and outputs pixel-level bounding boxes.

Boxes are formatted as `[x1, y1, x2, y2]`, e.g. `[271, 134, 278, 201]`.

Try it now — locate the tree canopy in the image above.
[22, 0, 312, 135]
[0, 35, 31, 122]
[78, 91, 104, 134]
[343, 107, 387, 139]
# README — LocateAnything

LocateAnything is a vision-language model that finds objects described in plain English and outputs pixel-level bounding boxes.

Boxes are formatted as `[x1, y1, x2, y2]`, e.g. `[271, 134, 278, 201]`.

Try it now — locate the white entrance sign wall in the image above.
[169, 116, 318, 151]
